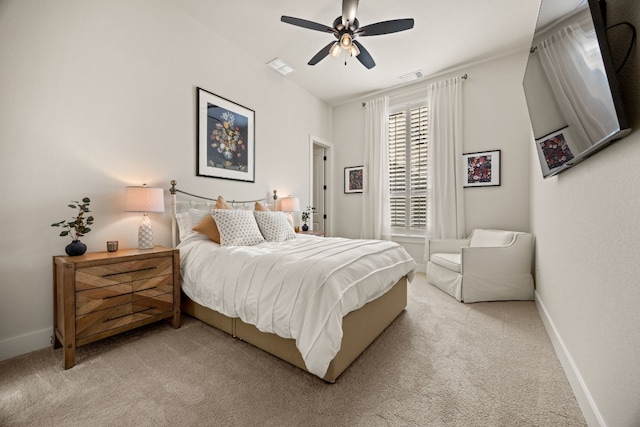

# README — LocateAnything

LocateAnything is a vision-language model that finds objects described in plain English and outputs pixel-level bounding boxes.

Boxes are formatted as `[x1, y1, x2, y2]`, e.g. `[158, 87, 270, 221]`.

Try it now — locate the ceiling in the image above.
[172, 0, 587, 106]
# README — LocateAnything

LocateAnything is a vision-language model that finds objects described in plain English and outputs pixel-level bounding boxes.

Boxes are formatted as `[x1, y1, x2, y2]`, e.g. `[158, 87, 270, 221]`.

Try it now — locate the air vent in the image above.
[267, 58, 295, 75]
[398, 70, 424, 83]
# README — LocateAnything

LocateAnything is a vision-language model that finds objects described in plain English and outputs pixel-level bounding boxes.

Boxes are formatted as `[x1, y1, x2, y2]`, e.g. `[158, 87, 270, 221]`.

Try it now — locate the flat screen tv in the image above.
[523, 0, 630, 178]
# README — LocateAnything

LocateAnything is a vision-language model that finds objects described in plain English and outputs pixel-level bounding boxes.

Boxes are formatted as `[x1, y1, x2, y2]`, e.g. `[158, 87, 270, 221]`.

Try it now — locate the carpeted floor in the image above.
[0, 273, 586, 426]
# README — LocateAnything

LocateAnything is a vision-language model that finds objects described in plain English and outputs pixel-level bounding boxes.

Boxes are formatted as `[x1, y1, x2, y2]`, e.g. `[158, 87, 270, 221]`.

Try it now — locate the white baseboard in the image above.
[535, 291, 606, 427]
[0, 327, 52, 362]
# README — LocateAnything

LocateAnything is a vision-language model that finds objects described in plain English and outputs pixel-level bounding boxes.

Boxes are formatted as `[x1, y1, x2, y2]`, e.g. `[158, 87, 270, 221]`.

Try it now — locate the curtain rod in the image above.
[361, 74, 468, 107]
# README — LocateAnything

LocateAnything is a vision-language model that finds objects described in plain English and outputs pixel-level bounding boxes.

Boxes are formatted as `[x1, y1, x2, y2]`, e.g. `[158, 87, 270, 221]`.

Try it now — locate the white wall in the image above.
[331, 51, 533, 264]
[531, 0, 640, 425]
[0, 0, 330, 360]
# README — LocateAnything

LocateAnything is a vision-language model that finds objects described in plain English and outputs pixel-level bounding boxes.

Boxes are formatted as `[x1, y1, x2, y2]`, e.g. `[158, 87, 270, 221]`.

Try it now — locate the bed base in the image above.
[181, 276, 408, 383]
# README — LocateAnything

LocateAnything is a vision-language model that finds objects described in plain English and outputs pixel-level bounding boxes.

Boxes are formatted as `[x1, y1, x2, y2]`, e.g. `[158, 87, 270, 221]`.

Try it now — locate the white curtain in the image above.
[360, 96, 390, 240]
[424, 77, 465, 258]
[537, 22, 619, 151]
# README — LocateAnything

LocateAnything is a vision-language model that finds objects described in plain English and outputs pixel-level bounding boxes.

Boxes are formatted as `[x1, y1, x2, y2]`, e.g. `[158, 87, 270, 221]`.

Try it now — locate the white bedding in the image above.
[177, 234, 416, 378]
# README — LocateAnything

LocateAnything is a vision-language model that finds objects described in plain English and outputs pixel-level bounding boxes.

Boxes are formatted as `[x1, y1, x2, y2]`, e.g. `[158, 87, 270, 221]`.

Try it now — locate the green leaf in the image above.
[82, 197, 90, 203]
[83, 228, 91, 233]
[87, 216, 94, 222]
[68, 204, 76, 209]
[60, 231, 69, 237]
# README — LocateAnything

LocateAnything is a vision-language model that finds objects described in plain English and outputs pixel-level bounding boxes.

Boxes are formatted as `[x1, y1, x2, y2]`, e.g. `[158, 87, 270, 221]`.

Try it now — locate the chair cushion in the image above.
[430, 253, 461, 273]
[469, 229, 515, 247]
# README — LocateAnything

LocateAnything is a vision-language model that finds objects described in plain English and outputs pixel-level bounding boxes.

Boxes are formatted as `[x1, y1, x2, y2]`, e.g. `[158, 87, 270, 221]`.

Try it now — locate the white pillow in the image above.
[175, 212, 193, 241]
[211, 209, 265, 246]
[188, 208, 211, 229]
[253, 211, 296, 242]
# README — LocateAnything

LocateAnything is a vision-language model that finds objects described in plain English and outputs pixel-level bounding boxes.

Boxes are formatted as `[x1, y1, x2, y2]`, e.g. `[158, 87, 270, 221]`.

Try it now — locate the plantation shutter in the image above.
[388, 103, 428, 232]
[389, 111, 407, 228]
[409, 106, 428, 230]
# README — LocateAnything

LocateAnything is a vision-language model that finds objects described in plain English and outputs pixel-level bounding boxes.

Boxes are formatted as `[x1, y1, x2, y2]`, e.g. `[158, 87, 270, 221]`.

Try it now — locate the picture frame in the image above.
[344, 166, 365, 194]
[197, 87, 255, 182]
[462, 149, 501, 187]
[535, 128, 575, 177]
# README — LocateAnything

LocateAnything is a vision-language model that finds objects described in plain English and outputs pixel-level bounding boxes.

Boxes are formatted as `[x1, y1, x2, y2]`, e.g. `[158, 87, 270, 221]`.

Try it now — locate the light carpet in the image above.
[0, 273, 586, 426]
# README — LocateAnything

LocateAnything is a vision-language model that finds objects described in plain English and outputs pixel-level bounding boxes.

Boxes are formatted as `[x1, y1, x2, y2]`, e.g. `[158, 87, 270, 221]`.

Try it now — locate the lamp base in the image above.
[138, 214, 154, 250]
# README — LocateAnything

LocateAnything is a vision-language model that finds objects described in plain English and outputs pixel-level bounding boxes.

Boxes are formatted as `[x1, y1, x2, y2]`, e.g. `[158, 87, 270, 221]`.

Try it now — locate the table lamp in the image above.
[125, 184, 165, 249]
[278, 196, 300, 228]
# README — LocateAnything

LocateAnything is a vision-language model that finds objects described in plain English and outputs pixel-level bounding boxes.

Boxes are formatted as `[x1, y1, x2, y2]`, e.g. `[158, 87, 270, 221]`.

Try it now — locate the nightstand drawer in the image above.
[76, 284, 132, 315]
[75, 262, 134, 290]
[131, 258, 173, 280]
[76, 303, 133, 339]
[132, 274, 173, 294]
[74, 258, 173, 291]
[132, 294, 173, 320]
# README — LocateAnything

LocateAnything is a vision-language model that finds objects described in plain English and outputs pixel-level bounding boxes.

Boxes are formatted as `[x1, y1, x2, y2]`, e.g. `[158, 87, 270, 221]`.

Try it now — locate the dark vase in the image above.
[302, 224, 309, 232]
[65, 240, 87, 256]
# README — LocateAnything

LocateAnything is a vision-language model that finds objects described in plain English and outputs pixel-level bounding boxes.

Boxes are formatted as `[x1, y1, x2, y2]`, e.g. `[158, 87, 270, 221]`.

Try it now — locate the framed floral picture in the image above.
[344, 166, 365, 193]
[535, 129, 575, 177]
[197, 87, 255, 182]
[462, 149, 501, 187]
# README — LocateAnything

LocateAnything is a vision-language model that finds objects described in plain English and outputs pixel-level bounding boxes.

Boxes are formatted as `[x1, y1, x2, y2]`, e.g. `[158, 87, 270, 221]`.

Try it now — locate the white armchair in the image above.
[426, 229, 534, 303]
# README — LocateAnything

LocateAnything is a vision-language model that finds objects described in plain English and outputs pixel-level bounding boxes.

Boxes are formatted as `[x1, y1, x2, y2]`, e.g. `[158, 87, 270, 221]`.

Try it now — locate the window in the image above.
[389, 102, 428, 234]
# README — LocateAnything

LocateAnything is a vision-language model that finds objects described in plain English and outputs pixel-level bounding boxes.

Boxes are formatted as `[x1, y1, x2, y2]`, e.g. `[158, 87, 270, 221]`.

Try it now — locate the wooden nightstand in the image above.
[297, 230, 325, 237]
[52, 246, 180, 369]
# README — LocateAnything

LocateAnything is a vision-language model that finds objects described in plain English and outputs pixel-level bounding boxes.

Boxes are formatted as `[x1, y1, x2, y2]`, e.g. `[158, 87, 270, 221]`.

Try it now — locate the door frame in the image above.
[309, 134, 333, 237]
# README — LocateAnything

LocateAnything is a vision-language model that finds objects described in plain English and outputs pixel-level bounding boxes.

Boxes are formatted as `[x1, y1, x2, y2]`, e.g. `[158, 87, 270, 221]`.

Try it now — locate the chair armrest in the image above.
[461, 233, 533, 274]
[428, 237, 472, 257]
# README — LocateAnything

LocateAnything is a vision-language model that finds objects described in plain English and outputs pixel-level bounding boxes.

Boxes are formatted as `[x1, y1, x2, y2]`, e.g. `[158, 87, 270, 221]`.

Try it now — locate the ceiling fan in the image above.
[281, 0, 414, 69]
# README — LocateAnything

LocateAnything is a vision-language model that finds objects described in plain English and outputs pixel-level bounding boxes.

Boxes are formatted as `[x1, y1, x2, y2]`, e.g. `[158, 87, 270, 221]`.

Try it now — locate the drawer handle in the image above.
[104, 293, 131, 299]
[101, 267, 157, 278]
[101, 285, 157, 300]
[103, 307, 157, 322]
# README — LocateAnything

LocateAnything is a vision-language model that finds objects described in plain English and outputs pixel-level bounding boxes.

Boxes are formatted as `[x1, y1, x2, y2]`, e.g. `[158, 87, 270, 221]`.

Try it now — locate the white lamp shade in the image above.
[124, 186, 165, 213]
[278, 196, 300, 212]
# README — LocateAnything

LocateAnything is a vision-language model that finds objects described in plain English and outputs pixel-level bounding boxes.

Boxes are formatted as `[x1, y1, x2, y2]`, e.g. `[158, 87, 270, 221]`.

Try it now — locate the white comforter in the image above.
[178, 234, 416, 378]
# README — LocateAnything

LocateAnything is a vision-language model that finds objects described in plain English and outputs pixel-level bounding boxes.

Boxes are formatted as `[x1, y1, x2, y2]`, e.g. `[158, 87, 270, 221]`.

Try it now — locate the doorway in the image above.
[309, 135, 333, 236]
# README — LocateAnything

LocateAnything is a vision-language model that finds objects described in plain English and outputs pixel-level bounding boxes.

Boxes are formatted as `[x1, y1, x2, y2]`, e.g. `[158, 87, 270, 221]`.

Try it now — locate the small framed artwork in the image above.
[462, 149, 501, 187]
[197, 87, 255, 182]
[535, 128, 575, 177]
[344, 166, 365, 194]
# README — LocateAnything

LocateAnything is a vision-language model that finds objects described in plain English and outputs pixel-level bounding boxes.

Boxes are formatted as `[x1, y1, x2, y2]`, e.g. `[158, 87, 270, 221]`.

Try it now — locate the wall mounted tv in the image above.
[523, 0, 630, 178]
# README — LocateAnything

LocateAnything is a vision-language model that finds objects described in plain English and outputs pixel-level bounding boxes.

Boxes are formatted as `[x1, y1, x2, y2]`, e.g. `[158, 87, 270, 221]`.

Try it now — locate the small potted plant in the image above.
[301, 206, 315, 232]
[51, 197, 94, 256]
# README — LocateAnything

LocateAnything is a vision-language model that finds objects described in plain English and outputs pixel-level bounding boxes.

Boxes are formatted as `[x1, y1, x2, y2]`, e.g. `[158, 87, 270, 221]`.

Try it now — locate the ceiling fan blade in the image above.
[308, 42, 335, 66]
[342, 0, 359, 26]
[358, 18, 415, 36]
[281, 16, 334, 33]
[352, 40, 375, 69]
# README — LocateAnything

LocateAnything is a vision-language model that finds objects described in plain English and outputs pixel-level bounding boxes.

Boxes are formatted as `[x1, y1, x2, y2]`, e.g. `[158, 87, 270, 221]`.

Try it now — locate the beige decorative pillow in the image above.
[192, 196, 233, 243]
[216, 196, 232, 210]
[192, 214, 220, 243]
[254, 201, 270, 212]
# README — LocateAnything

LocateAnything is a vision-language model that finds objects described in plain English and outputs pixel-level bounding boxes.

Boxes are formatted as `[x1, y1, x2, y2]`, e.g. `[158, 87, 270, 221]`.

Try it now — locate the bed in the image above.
[170, 181, 416, 382]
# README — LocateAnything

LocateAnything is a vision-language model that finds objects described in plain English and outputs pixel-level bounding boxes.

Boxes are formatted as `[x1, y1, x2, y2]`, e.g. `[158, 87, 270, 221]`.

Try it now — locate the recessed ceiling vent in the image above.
[268, 58, 295, 75]
[398, 70, 425, 83]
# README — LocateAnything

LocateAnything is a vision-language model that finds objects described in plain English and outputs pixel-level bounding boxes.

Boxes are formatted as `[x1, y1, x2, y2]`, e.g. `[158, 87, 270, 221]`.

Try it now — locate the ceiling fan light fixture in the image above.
[348, 43, 360, 57]
[340, 33, 352, 48]
[330, 42, 342, 58]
